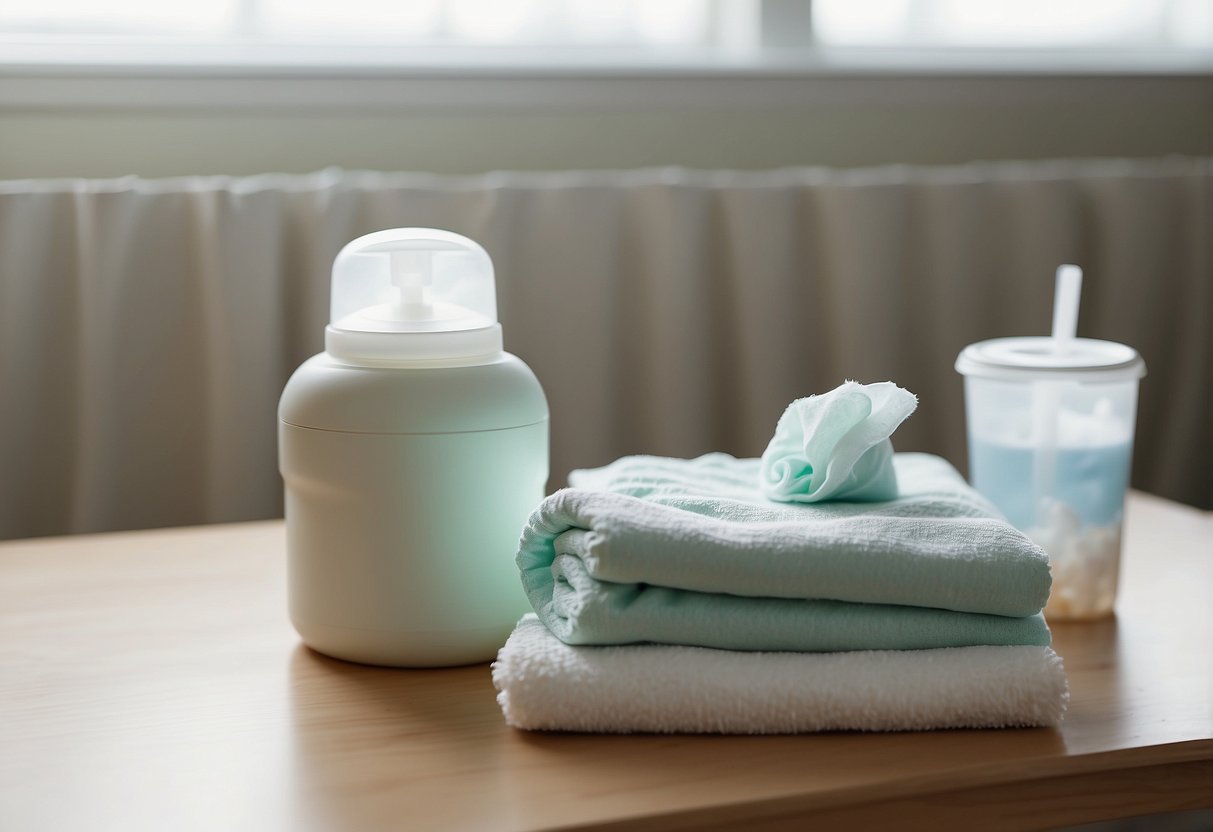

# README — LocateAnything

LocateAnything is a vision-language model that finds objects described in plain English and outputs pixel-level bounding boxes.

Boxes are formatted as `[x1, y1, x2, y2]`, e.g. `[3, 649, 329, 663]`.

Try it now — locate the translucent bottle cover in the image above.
[325, 228, 503, 364]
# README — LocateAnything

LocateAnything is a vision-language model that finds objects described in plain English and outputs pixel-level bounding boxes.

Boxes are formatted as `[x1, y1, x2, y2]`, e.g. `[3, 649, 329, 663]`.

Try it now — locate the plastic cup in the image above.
[956, 337, 1146, 620]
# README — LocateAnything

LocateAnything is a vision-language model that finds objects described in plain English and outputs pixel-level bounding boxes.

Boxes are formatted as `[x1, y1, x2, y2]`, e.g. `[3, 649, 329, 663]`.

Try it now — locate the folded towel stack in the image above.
[493, 383, 1069, 734]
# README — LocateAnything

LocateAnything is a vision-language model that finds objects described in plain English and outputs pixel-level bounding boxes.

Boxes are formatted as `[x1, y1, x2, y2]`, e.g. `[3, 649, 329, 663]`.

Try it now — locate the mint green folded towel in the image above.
[517, 453, 1052, 652]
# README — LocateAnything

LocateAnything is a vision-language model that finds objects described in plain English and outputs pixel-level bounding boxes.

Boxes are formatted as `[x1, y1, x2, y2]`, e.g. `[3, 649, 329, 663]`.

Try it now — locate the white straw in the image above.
[1052, 264, 1083, 351]
[1034, 264, 1082, 527]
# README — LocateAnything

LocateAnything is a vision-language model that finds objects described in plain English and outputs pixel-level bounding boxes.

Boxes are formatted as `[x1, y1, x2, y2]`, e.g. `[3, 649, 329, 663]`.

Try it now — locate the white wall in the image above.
[1, 76, 1209, 179]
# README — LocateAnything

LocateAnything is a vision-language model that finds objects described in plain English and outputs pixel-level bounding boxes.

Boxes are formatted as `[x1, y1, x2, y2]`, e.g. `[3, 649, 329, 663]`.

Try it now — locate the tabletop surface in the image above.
[2, 492, 1211, 832]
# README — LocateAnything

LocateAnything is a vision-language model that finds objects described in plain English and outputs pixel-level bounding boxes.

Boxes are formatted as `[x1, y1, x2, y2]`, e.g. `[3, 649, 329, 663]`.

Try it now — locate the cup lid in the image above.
[956, 337, 1146, 383]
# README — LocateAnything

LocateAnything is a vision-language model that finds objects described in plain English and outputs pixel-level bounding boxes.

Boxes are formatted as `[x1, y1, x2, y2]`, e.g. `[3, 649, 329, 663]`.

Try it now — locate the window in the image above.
[3, 0, 1208, 60]
[813, 0, 1213, 49]
[1, 0, 723, 49]
[1, 0, 1208, 112]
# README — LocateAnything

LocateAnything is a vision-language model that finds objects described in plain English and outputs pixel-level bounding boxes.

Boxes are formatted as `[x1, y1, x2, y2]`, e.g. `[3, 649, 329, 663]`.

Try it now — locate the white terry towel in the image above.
[493, 615, 1069, 734]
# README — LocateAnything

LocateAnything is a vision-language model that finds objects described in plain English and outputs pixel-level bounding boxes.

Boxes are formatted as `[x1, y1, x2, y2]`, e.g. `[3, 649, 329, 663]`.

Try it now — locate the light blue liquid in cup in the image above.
[969, 438, 1133, 531]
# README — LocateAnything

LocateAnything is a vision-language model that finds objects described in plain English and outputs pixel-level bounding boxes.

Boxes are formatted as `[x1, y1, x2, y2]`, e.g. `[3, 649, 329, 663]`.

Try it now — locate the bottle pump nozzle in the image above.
[391, 250, 433, 321]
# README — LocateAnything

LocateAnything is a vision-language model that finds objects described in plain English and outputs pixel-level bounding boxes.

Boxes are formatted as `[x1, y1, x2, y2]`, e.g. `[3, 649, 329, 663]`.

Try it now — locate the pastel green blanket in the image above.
[517, 453, 1052, 651]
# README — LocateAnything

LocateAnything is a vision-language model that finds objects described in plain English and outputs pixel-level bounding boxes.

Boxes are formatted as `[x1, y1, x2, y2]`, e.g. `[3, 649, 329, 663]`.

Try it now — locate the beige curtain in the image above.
[0, 158, 1207, 538]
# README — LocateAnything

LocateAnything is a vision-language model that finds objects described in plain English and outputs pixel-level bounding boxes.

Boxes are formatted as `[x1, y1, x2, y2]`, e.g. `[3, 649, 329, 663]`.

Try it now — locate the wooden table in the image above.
[2, 493, 1210, 831]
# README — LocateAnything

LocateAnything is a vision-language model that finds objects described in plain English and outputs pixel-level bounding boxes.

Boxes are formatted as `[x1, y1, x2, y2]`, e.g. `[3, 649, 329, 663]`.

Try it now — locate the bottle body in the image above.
[279, 352, 548, 666]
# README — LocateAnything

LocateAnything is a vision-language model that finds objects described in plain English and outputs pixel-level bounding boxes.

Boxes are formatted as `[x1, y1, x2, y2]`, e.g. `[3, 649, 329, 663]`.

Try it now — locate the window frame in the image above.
[1, 0, 1211, 113]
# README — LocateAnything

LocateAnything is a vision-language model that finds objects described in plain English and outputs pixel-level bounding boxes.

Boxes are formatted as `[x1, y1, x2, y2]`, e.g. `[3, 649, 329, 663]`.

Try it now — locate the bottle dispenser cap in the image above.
[325, 228, 503, 364]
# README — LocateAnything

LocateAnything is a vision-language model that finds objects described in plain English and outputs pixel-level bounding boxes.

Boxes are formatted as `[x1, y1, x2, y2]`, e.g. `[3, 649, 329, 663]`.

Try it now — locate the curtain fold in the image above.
[0, 159, 1207, 538]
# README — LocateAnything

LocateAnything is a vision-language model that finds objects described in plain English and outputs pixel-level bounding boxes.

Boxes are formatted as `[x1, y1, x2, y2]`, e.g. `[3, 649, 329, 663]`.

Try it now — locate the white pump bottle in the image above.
[278, 228, 548, 667]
